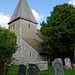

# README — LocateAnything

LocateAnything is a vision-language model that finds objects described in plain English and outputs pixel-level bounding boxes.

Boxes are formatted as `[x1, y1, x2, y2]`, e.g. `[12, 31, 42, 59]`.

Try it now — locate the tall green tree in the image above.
[0, 27, 18, 75]
[40, 3, 75, 59]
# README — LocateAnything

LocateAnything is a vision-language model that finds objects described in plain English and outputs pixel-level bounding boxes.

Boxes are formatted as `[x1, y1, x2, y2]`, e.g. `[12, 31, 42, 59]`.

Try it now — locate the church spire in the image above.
[8, 0, 37, 24]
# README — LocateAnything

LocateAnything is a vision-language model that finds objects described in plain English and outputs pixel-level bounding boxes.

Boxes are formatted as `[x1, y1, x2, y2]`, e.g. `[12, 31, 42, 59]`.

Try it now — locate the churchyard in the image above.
[5, 58, 75, 75]
[7, 65, 75, 75]
[0, 0, 75, 75]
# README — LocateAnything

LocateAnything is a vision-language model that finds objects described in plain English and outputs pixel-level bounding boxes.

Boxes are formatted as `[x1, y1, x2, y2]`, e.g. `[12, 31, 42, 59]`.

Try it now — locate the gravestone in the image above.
[29, 64, 40, 75]
[54, 58, 64, 75]
[64, 58, 72, 70]
[18, 64, 27, 75]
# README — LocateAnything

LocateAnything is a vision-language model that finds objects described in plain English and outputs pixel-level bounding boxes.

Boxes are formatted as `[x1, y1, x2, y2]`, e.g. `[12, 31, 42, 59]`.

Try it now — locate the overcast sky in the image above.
[0, 0, 75, 29]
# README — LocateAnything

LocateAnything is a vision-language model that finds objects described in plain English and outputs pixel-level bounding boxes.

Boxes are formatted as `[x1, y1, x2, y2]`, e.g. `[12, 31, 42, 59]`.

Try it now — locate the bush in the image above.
[0, 27, 18, 75]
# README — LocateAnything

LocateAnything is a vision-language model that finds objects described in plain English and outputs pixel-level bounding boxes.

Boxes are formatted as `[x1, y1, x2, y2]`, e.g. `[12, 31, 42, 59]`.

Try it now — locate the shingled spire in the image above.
[8, 0, 37, 24]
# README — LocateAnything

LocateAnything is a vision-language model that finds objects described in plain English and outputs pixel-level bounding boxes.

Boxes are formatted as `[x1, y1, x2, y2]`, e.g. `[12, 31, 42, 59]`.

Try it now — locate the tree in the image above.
[40, 3, 75, 60]
[0, 27, 18, 75]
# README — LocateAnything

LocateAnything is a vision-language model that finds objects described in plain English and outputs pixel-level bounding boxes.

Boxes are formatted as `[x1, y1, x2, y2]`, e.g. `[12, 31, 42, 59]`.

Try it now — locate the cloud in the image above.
[0, 13, 10, 28]
[69, 0, 75, 6]
[31, 9, 44, 21]
[0, 10, 43, 28]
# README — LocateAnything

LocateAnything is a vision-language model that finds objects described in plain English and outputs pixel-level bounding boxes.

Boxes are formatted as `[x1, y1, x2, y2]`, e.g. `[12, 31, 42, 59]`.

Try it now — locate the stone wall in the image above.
[11, 38, 40, 65]
[21, 39, 39, 65]
[20, 19, 37, 40]
[8, 19, 42, 65]
[9, 19, 21, 65]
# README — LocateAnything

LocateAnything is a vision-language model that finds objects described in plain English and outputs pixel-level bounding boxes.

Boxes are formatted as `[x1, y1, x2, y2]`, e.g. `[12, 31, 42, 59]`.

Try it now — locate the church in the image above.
[8, 0, 47, 65]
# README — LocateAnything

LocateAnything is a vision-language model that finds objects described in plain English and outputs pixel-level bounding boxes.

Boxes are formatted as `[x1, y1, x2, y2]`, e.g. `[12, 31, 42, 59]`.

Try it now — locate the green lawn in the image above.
[7, 66, 75, 75]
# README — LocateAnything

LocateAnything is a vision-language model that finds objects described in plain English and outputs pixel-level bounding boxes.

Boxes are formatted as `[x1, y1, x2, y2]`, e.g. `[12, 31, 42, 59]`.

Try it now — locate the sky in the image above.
[0, 0, 75, 29]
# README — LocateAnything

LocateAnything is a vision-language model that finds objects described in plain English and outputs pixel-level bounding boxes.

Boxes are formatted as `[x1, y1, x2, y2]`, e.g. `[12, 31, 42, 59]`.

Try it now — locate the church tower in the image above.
[8, 0, 42, 65]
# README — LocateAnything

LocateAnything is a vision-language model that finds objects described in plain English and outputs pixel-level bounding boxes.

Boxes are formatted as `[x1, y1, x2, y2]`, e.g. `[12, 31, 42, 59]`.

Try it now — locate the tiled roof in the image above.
[37, 29, 45, 40]
[23, 38, 42, 53]
[8, 0, 37, 24]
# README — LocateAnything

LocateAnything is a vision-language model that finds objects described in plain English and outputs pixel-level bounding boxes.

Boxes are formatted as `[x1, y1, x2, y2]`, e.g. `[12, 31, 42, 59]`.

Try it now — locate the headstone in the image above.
[18, 64, 27, 75]
[54, 58, 64, 75]
[29, 64, 40, 75]
[64, 58, 72, 70]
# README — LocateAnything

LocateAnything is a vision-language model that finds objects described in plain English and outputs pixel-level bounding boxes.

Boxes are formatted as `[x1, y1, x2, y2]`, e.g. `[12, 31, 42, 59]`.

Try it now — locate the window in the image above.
[30, 52, 36, 57]
[13, 23, 15, 30]
[29, 24, 30, 28]
[30, 52, 32, 57]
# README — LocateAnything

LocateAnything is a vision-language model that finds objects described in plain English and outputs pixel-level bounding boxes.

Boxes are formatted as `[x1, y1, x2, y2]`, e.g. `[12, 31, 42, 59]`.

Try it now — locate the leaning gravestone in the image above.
[64, 58, 72, 70]
[29, 64, 40, 75]
[18, 64, 27, 75]
[54, 58, 64, 75]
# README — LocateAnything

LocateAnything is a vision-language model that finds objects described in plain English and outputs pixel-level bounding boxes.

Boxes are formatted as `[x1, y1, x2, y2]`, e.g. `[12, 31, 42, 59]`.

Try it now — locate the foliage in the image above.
[0, 27, 18, 75]
[40, 3, 75, 56]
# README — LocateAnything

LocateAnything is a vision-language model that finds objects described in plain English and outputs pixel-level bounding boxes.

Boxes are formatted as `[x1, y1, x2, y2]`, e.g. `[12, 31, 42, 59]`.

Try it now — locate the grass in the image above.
[7, 66, 75, 75]
[7, 66, 18, 75]
[40, 67, 55, 75]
